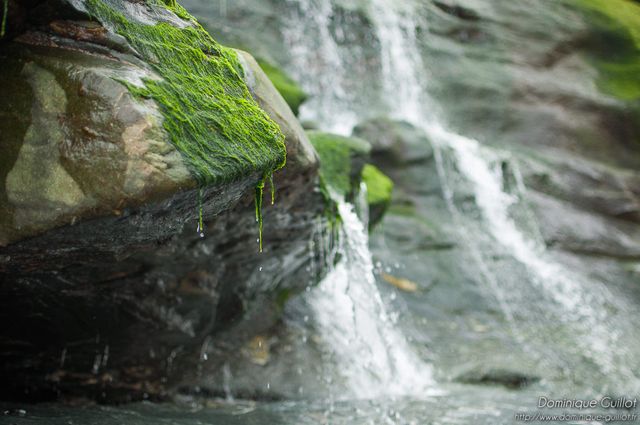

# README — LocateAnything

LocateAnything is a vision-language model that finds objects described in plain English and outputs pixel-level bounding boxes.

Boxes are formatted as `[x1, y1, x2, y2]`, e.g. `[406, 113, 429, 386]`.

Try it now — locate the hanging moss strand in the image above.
[197, 188, 204, 237]
[255, 177, 266, 253]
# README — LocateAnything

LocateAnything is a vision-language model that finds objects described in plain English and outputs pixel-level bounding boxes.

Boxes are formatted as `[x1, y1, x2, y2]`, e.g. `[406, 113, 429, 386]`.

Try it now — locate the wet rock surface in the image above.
[0, 0, 329, 403]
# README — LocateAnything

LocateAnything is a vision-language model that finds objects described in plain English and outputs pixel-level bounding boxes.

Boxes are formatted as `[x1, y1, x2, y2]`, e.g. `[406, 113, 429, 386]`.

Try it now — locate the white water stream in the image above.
[367, 0, 637, 384]
[310, 199, 436, 399]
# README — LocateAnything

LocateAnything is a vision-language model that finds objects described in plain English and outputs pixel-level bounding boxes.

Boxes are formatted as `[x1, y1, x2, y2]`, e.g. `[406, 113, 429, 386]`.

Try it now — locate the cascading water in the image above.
[282, 0, 359, 133]
[308, 197, 435, 399]
[366, 0, 640, 390]
[280, 0, 438, 400]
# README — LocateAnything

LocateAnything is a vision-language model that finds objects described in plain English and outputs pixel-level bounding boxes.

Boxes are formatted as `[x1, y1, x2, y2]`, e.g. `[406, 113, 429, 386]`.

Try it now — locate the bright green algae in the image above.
[83, 0, 286, 186]
[361, 164, 393, 207]
[83, 0, 286, 249]
[307, 131, 370, 200]
[573, 0, 640, 100]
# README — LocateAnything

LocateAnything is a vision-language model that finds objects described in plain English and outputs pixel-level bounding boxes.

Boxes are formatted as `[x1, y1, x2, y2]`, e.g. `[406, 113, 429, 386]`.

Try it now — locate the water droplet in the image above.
[60, 348, 67, 368]
[92, 354, 101, 374]
[259, 266, 263, 272]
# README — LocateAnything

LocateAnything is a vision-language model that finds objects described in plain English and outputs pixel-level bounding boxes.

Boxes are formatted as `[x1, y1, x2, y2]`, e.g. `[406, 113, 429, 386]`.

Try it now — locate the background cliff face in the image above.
[184, 0, 640, 164]
[181, 0, 640, 286]
[184, 0, 640, 264]
[179, 0, 640, 398]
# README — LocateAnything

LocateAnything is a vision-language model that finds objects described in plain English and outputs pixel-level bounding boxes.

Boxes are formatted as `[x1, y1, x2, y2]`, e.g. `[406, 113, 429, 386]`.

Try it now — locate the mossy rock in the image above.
[306, 131, 371, 201]
[573, 0, 640, 101]
[256, 58, 308, 116]
[361, 164, 393, 227]
[0, 0, 330, 402]
[236, 50, 317, 176]
[77, 0, 287, 186]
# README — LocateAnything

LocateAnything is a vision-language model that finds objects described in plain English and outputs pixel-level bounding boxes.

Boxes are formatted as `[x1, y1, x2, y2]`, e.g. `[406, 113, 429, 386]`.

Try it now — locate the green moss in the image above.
[577, 0, 640, 45]
[361, 164, 393, 207]
[596, 59, 640, 100]
[309, 134, 352, 199]
[254, 174, 266, 252]
[573, 0, 640, 100]
[256, 59, 308, 116]
[307, 131, 370, 201]
[84, 0, 286, 186]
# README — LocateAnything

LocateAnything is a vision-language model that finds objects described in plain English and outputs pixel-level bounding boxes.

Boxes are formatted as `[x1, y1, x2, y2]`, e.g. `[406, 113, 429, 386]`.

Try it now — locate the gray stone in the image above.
[352, 117, 434, 167]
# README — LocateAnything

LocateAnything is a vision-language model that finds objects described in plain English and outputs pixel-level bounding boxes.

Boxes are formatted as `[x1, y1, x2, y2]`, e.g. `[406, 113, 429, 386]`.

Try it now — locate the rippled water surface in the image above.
[0, 385, 576, 425]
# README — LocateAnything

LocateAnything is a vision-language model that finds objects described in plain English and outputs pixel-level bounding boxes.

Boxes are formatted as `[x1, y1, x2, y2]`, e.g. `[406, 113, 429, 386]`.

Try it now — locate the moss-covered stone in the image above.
[573, 0, 640, 101]
[306, 131, 371, 200]
[361, 164, 393, 228]
[82, 0, 287, 186]
[0, 0, 332, 402]
[362, 164, 393, 206]
[256, 58, 308, 116]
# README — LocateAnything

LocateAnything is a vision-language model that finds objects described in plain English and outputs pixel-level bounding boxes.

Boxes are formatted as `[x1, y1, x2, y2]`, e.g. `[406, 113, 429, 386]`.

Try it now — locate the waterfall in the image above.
[282, 0, 359, 133]
[367, 0, 640, 388]
[308, 199, 436, 399]
[281, 0, 640, 396]
[369, 0, 426, 123]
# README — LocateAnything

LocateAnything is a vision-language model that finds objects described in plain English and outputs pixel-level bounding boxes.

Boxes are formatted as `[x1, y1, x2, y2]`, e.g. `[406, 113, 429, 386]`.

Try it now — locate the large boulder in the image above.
[0, 0, 328, 403]
[306, 131, 371, 200]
